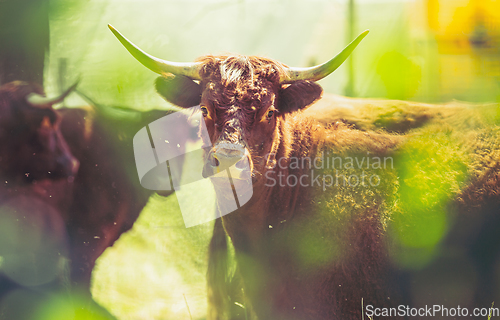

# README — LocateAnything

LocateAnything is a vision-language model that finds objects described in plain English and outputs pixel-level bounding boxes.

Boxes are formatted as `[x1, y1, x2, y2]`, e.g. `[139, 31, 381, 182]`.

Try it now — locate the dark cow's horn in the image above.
[26, 79, 79, 108]
[108, 24, 202, 80]
[281, 30, 369, 84]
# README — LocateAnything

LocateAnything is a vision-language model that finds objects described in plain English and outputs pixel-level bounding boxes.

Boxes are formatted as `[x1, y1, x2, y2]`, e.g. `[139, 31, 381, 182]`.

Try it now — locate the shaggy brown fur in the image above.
[307, 94, 500, 315]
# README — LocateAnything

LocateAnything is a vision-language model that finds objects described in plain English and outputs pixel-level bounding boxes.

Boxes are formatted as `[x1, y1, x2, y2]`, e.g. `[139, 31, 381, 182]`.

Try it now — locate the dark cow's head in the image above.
[0, 81, 79, 183]
[109, 25, 367, 185]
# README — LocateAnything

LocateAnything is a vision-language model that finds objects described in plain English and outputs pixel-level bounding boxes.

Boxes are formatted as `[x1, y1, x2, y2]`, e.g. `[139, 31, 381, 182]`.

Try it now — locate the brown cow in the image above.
[110, 25, 500, 320]
[0, 81, 78, 317]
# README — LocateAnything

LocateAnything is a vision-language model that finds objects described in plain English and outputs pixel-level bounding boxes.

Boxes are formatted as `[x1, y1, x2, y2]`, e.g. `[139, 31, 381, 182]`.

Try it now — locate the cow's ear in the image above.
[277, 80, 323, 114]
[155, 76, 201, 108]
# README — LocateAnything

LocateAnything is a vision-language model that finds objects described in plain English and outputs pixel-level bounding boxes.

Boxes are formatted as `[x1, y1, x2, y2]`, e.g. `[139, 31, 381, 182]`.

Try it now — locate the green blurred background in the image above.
[1, 0, 500, 319]
[42, 0, 500, 107]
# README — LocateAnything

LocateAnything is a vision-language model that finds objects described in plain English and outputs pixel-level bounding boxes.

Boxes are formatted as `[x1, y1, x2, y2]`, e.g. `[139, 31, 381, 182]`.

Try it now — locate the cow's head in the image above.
[109, 25, 367, 185]
[0, 81, 79, 183]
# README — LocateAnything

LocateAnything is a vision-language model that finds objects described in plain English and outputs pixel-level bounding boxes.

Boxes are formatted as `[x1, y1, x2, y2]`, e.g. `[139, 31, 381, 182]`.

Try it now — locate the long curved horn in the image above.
[108, 25, 202, 80]
[26, 79, 79, 108]
[280, 30, 369, 84]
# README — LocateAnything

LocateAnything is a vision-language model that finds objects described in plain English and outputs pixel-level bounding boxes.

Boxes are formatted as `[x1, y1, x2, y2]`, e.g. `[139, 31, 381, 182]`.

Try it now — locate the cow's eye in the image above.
[267, 110, 274, 119]
[201, 106, 208, 117]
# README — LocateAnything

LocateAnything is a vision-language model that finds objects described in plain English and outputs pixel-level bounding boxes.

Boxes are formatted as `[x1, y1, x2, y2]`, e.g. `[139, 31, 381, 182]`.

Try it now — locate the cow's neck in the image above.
[221, 116, 325, 249]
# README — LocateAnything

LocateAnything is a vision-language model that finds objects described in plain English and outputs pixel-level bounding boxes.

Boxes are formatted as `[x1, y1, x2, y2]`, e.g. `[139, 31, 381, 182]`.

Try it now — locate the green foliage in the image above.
[376, 51, 422, 100]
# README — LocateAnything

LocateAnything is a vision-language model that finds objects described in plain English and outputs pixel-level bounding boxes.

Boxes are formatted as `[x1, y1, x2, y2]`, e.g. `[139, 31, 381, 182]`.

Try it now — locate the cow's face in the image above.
[0, 82, 79, 183]
[155, 56, 322, 183]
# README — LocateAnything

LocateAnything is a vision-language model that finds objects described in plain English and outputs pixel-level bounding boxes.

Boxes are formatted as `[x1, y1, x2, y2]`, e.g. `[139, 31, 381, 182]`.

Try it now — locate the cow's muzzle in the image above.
[203, 143, 251, 180]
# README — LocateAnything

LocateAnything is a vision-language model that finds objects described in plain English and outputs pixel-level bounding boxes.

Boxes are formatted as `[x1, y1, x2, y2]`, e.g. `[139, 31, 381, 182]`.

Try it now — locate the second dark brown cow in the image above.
[0, 81, 78, 318]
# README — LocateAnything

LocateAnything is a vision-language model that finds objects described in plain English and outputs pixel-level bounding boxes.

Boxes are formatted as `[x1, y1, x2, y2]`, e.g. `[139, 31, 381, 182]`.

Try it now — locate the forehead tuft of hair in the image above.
[197, 55, 286, 86]
[196, 55, 287, 109]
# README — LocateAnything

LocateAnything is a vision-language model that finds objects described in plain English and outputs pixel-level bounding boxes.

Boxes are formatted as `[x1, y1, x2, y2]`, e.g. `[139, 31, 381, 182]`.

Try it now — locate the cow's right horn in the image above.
[108, 25, 202, 80]
[281, 30, 369, 84]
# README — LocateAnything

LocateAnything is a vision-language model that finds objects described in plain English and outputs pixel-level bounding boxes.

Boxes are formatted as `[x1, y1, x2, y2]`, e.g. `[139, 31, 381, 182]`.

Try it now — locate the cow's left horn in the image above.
[280, 30, 369, 84]
[108, 24, 202, 80]
[26, 79, 79, 108]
